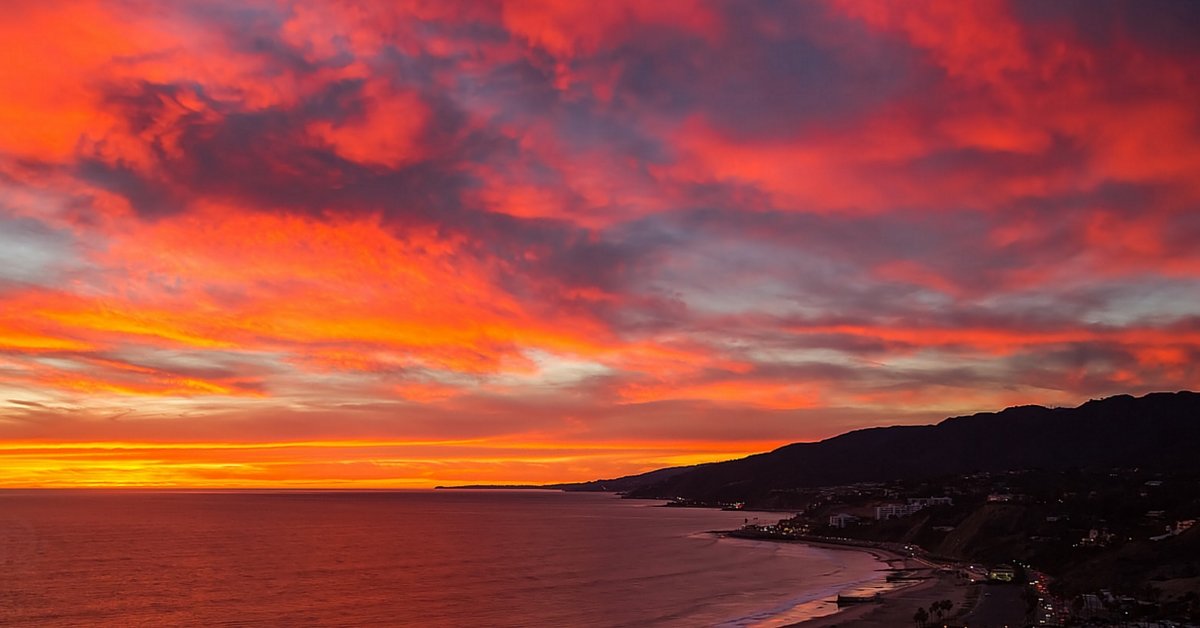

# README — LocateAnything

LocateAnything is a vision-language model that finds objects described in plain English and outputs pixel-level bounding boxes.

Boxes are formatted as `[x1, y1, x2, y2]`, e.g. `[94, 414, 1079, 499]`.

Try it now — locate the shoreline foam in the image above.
[710, 532, 968, 628]
[711, 534, 922, 627]
[779, 543, 971, 628]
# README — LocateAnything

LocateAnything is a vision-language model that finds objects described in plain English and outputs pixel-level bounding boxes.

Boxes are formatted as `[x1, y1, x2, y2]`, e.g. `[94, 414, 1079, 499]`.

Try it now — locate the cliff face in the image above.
[622, 391, 1200, 501]
[933, 504, 1033, 560]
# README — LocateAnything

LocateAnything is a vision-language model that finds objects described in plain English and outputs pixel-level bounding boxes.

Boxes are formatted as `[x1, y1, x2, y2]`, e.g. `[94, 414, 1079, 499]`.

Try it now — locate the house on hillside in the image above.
[875, 503, 919, 520]
[875, 496, 953, 520]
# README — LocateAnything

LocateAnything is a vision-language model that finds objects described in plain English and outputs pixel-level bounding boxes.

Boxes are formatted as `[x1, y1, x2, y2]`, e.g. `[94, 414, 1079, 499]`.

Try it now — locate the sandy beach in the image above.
[784, 545, 973, 628]
[714, 532, 972, 627]
[790, 572, 971, 627]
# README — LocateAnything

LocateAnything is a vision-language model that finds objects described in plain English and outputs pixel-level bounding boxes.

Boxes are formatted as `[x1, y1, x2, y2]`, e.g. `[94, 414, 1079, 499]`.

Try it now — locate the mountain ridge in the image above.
[622, 391, 1200, 504]
[436, 392, 1199, 500]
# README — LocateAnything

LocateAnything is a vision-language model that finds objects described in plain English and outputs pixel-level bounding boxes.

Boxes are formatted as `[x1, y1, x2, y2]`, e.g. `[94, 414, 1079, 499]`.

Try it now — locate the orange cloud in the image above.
[1, 0, 1198, 487]
[789, 321, 1200, 356]
[619, 379, 823, 410]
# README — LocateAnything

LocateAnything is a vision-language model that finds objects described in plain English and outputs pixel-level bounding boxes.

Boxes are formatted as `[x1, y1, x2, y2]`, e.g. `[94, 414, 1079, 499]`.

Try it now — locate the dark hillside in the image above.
[626, 392, 1200, 502]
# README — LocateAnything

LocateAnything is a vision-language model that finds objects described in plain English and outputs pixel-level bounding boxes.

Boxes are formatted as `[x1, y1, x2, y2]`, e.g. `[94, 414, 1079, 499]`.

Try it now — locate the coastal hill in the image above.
[546, 465, 695, 492]
[597, 391, 1200, 503]
[437, 465, 695, 491]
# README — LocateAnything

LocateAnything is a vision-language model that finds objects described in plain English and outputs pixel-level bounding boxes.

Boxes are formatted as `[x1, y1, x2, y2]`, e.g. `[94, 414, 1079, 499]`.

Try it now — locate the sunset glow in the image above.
[2, 0, 1199, 486]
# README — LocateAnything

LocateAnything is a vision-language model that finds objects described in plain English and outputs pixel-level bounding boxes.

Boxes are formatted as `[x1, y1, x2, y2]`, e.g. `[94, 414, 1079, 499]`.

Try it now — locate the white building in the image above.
[876, 496, 952, 520]
[875, 503, 919, 520]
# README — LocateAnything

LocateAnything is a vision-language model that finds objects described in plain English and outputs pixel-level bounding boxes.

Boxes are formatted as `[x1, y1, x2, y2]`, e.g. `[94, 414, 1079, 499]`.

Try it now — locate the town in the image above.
[700, 467, 1200, 626]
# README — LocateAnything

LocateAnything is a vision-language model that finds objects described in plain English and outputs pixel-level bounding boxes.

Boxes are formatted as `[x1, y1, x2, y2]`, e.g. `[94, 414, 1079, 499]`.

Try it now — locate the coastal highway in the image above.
[963, 584, 1026, 628]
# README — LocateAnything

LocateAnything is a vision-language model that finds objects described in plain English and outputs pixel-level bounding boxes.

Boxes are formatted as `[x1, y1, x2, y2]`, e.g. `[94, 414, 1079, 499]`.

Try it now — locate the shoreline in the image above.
[784, 568, 964, 628]
[713, 533, 928, 626]
[788, 544, 969, 628]
[717, 534, 968, 628]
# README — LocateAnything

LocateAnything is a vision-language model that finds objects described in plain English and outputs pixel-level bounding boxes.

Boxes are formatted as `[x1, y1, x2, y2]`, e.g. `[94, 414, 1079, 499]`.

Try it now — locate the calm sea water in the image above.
[0, 490, 885, 627]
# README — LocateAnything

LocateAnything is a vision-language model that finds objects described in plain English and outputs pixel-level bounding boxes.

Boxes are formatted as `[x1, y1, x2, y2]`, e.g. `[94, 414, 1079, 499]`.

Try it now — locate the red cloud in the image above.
[0, 0, 1198, 486]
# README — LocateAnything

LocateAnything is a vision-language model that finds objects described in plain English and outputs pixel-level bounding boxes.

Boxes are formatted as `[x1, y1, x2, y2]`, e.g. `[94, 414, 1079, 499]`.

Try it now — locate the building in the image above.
[988, 564, 1016, 582]
[875, 503, 918, 520]
[907, 496, 953, 508]
[1150, 518, 1196, 541]
[875, 496, 953, 520]
[1080, 528, 1116, 547]
[828, 513, 860, 528]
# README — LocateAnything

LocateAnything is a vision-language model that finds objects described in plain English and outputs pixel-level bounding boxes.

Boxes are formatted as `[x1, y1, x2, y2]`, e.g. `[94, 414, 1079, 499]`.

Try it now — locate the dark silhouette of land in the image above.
[436, 466, 693, 491]
[550, 391, 1200, 504]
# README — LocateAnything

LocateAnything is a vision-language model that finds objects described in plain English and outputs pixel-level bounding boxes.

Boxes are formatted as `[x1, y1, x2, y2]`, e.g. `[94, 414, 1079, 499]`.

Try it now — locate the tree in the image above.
[913, 606, 929, 627]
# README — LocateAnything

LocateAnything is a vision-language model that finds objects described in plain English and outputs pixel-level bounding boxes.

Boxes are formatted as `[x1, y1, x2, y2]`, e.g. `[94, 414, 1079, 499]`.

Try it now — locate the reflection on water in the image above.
[0, 490, 887, 627]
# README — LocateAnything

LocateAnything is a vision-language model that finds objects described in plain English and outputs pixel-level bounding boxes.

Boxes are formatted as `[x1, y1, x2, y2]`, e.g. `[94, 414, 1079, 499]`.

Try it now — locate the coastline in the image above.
[782, 542, 970, 628]
[708, 533, 917, 626]
[786, 569, 967, 628]
[717, 534, 969, 628]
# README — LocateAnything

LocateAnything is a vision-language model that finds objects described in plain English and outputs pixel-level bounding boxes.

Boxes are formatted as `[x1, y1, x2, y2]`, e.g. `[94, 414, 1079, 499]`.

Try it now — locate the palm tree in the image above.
[932, 599, 953, 620]
[913, 606, 928, 627]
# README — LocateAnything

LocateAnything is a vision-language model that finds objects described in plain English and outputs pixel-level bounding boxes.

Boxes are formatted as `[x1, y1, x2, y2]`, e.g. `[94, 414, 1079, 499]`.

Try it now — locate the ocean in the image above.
[0, 490, 886, 626]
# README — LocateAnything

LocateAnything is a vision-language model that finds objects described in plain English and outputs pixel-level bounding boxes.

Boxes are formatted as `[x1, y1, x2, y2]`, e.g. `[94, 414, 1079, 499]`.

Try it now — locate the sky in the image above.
[1, 0, 1199, 487]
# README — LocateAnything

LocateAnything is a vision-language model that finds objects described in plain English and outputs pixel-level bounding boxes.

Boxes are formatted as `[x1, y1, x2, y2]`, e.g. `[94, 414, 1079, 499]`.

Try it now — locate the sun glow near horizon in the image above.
[0, 438, 784, 488]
